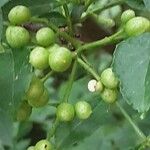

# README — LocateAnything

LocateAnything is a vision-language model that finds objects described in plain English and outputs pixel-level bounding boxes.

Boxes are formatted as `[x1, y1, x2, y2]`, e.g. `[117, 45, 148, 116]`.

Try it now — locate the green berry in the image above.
[6, 26, 30, 48]
[121, 9, 135, 24]
[56, 103, 75, 122]
[46, 44, 60, 54]
[8, 5, 31, 25]
[101, 68, 119, 89]
[29, 47, 49, 70]
[26, 76, 44, 101]
[16, 101, 32, 122]
[75, 101, 92, 120]
[96, 80, 104, 92]
[49, 47, 72, 72]
[36, 27, 55, 47]
[27, 146, 35, 150]
[28, 89, 49, 108]
[35, 140, 53, 150]
[125, 17, 150, 37]
[101, 88, 117, 103]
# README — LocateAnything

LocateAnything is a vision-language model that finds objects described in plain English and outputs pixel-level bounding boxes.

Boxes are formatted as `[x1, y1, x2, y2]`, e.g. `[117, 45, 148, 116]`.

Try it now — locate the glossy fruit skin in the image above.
[34, 140, 53, 150]
[6, 26, 30, 48]
[29, 47, 49, 70]
[101, 68, 119, 89]
[46, 44, 60, 54]
[101, 88, 117, 103]
[75, 101, 92, 120]
[125, 17, 150, 37]
[28, 89, 49, 108]
[8, 5, 31, 25]
[26, 77, 44, 101]
[121, 9, 135, 24]
[27, 146, 35, 150]
[49, 47, 72, 72]
[56, 103, 75, 122]
[36, 27, 55, 47]
[16, 101, 32, 122]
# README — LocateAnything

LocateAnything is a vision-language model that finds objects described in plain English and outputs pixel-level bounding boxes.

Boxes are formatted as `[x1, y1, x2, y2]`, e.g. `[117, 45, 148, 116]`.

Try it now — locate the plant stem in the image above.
[81, 0, 125, 22]
[116, 101, 146, 140]
[77, 57, 100, 80]
[63, 60, 77, 102]
[41, 71, 54, 83]
[47, 118, 59, 140]
[30, 17, 81, 49]
[76, 30, 124, 53]
[63, 4, 73, 36]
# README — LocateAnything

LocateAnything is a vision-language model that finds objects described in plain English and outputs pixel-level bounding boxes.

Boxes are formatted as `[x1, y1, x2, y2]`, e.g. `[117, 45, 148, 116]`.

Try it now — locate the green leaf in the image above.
[0, 0, 9, 7]
[143, 0, 150, 11]
[0, 9, 3, 40]
[12, 47, 32, 114]
[112, 33, 150, 113]
[71, 4, 85, 23]
[43, 11, 66, 26]
[0, 50, 14, 112]
[125, 0, 145, 10]
[0, 110, 13, 147]
[69, 123, 138, 150]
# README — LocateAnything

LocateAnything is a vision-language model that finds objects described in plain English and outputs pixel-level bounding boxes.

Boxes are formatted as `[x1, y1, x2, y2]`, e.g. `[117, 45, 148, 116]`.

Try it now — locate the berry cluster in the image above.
[88, 68, 118, 104]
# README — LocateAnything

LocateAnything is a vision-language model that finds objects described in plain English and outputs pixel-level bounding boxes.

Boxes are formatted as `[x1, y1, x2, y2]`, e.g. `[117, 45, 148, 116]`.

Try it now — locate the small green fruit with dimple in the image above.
[56, 103, 75, 122]
[101, 68, 119, 89]
[101, 88, 117, 103]
[29, 47, 49, 70]
[125, 17, 150, 37]
[49, 47, 72, 72]
[6, 26, 30, 48]
[16, 101, 32, 122]
[34, 140, 53, 150]
[75, 101, 92, 120]
[8, 5, 31, 25]
[121, 9, 135, 24]
[28, 89, 49, 108]
[36, 27, 55, 47]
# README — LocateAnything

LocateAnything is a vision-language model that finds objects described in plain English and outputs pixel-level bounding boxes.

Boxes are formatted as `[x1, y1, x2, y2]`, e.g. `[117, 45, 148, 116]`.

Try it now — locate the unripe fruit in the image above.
[16, 101, 32, 122]
[121, 9, 135, 24]
[6, 26, 30, 48]
[101, 68, 118, 89]
[96, 80, 104, 92]
[26, 77, 44, 101]
[8, 5, 31, 25]
[36, 27, 55, 47]
[28, 89, 49, 108]
[29, 47, 49, 70]
[75, 101, 92, 120]
[27, 146, 35, 150]
[46, 44, 60, 54]
[125, 17, 150, 37]
[49, 47, 72, 72]
[35, 140, 53, 150]
[56, 103, 75, 122]
[101, 88, 117, 103]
